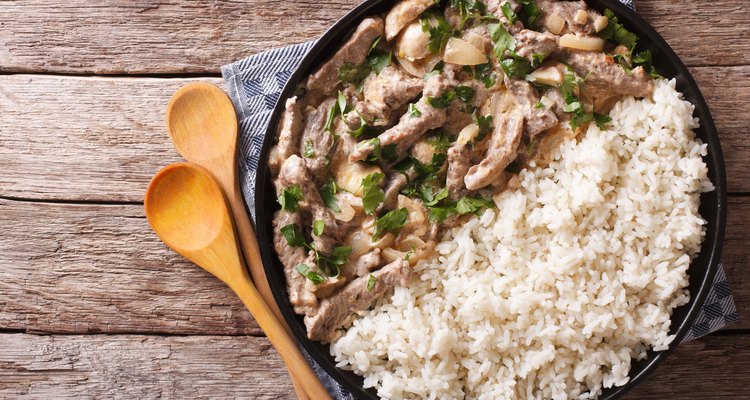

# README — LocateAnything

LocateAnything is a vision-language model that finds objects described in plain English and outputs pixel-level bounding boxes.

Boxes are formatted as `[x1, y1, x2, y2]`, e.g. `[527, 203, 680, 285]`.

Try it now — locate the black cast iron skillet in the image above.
[254, 1, 727, 398]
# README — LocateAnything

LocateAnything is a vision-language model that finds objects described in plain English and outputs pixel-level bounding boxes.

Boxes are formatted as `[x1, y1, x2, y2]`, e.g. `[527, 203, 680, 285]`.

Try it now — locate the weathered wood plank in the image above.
[0, 0, 747, 74]
[0, 199, 261, 335]
[638, 0, 750, 67]
[1, 67, 748, 202]
[0, 333, 747, 399]
[0, 0, 354, 75]
[0, 334, 295, 399]
[0, 195, 747, 335]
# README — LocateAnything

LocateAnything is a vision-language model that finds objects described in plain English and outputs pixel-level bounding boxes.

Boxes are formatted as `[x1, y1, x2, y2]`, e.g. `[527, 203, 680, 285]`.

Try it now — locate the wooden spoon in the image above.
[165, 83, 326, 400]
[166, 82, 320, 400]
[145, 163, 330, 400]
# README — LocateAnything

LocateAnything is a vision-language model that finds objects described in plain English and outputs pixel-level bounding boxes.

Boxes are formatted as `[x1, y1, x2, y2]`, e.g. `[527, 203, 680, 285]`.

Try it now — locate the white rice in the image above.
[330, 79, 713, 399]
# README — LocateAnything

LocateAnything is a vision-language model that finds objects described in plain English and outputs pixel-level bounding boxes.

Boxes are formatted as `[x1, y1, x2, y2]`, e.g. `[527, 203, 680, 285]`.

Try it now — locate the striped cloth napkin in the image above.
[221, 1, 738, 398]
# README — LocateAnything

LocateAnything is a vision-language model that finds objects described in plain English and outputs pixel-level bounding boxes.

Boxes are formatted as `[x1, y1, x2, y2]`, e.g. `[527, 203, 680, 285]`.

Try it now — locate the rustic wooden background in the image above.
[1, 1, 748, 398]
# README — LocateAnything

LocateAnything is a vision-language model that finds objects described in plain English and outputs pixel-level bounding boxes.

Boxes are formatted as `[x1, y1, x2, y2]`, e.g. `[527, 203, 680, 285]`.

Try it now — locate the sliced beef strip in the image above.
[504, 77, 558, 138]
[382, 172, 408, 211]
[352, 249, 382, 278]
[304, 259, 414, 342]
[269, 96, 304, 176]
[272, 211, 318, 316]
[279, 155, 340, 254]
[300, 98, 336, 185]
[357, 64, 424, 126]
[464, 109, 524, 190]
[447, 142, 472, 200]
[513, 29, 562, 62]
[385, 0, 434, 40]
[306, 17, 384, 97]
[565, 51, 654, 98]
[348, 72, 455, 163]
[537, 0, 604, 35]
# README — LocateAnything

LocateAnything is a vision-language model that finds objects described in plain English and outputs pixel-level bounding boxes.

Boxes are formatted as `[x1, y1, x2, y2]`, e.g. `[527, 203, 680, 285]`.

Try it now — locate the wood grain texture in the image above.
[0, 198, 260, 335]
[0, 0, 354, 75]
[0, 333, 747, 399]
[0, 195, 747, 336]
[0, 334, 295, 399]
[1, 67, 748, 203]
[0, 0, 748, 74]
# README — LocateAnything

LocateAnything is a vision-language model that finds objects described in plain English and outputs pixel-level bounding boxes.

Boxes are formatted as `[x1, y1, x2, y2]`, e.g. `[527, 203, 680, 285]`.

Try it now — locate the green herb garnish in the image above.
[277, 185, 303, 212]
[373, 208, 409, 240]
[456, 196, 495, 215]
[488, 23, 515, 60]
[338, 63, 371, 86]
[296, 264, 326, 284]
[366, 274, 378, 291]
[361, 172, 385, 215]
[500, 2, 516, 24]
[599, 9, 638, 50]
[454, 85, 476, 103]
[281, 224, 306, 247]
[408, 103, 422, 118]
[312, 220, 324, 236]
[501, 57, 532, 79]
[303, 139, 315, 158]
[420, 10, 454, 53]
[320, 178, 341, 212]
[427, 90, 457, 109]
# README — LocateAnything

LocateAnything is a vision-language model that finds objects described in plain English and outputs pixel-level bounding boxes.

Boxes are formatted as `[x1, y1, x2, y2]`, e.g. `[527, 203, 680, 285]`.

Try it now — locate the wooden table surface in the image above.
[1, 1, 748, 398]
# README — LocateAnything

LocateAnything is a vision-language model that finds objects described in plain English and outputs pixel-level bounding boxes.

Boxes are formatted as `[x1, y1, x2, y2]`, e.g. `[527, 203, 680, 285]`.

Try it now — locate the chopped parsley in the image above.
[315, 246, 351, 277]
[598, 8, 638, 50]
[518, 0, 541, 28]
[381, 144, 398, 164]
[449, 0, 487, 30]
[420, 186, 449, 206]
[366, 274, 378, 291]
[303, 139, 315, 158]
[500, 57, 532, 79]
[593, 112, 612, 129]
[473, 113, 493, 142]
[338, 63, 371, 86]
[312, 220, 324, 236]
[488, 23, 515, 60]
[349, 112, 373, 138]
[534, 100, 545, 109]
[277, 185, 303, 212]
[408, 103, 422, 118]
[427, 90, 457, 109]
[531, 52, 547, 67]
[361, 172, 385, 215]
[454, 85, 476, 103]
[612, 53, 632, 75]
[500, 2, 516, 24]
[366, 36, 392, 74]
[426, 129, 453, 152]
[420, 10, 454, 54]
[319, 178, 341, 212]
[467, 61, 497, 88]
[280, 224, 306, 247]
[296, 264, 326, 285]
[632, 49, 662, 79]
[456, 196, 495, 215]
[373, 208, 409, 240]
[324, 91, 348, 132]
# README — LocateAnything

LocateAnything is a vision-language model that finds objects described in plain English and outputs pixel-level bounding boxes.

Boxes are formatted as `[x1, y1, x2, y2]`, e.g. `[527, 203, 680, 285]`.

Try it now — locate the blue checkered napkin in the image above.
[220, 1, 737, 398]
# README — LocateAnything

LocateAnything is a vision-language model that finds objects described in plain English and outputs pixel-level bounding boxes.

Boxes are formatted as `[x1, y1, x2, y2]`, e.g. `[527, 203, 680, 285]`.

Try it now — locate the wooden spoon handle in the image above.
[224, 179, 328, 400]
[229, 274, 331, 400]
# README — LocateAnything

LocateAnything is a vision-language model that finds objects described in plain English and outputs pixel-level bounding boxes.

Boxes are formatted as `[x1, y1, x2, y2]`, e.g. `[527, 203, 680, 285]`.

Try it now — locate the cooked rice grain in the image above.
[330, 79, 712, 400]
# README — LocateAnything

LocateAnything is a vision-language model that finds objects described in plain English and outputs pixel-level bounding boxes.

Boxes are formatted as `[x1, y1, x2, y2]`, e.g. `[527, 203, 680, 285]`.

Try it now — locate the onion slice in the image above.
[443, 37, 486, 66]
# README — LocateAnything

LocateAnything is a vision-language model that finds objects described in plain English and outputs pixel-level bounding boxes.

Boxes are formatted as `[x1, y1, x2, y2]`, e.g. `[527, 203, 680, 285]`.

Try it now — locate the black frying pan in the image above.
[254, 1, 727, 398]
